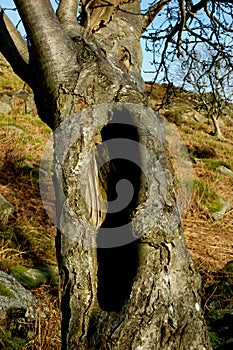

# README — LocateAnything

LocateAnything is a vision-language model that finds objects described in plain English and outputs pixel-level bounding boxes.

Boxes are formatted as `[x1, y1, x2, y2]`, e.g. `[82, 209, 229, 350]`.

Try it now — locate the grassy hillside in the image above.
[0, 64, 60, 349]
[0, 65, 232, 348]
[147, 83, 233, 272]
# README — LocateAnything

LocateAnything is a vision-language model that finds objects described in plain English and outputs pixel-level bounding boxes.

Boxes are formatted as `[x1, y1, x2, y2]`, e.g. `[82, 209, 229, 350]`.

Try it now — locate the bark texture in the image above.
[54, 104, 211, 349]
[1, 1, 212, 349]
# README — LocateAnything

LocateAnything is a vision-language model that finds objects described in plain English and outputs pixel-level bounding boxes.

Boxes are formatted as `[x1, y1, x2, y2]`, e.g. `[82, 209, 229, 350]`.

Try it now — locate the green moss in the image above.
[0, 69, 23, 91]
[208, 331, 222, 349]
[182, 125, 193, 134]
[193, 179, 222, 213]
[0, 330, 27, 349]
[10, 266, 28, 274]
[193, 179, 217, 202]
[206, 197, 223, 213]
[10, 266, 48, 288]
[203, 158, 232, 171]
[0, 283, 16, 299]
[10, 266, 36, 288]
[189, 119, 200, 129]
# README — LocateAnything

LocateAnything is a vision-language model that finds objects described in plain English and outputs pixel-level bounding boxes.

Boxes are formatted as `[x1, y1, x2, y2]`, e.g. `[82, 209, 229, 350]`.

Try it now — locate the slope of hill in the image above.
[146, 82, 233, 272]
[0, 64, 232, 348]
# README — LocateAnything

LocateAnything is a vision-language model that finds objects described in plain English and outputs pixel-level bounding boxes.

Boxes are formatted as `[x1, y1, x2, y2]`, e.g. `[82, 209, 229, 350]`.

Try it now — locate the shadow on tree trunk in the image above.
[97, 241, 139, 312]
[96, 108, 143, 312]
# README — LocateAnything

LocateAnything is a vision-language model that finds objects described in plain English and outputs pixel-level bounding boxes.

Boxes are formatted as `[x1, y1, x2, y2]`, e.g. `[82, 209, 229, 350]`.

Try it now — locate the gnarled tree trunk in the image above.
[1, 0, 212, 349]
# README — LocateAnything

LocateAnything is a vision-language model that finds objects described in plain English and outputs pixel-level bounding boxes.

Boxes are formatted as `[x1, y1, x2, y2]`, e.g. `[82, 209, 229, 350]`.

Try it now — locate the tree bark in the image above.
[1, 1, 212, 349]
[54, 104, 211, 349]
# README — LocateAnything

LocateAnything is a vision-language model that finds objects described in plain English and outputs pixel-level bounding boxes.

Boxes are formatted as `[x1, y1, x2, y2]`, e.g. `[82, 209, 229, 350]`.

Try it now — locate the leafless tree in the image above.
[1, 1, 231, 349]
[180, 47, 233, 139]
[143, 0, 233, 83]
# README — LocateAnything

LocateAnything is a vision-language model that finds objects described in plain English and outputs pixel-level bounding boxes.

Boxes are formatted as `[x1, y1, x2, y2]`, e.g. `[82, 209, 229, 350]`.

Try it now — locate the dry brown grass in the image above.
[180, 121, 233, 272]
[21, 286, 61, 350]
[148, 83, 233, 273]
[0, 66, 59, 348]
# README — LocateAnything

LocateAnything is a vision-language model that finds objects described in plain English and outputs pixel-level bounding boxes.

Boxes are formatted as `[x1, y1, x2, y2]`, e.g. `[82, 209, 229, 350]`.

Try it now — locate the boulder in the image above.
[211, 198, 230, 221]
[163, 110, 187, 126]
[0, 270, 40, 340]
[13, 89, 37, 115]
[10, 265, 59, 289]
[216, 166, 233, 178]
[194, 113, 207, 123]
[0, 93, 13, 106]
[7, 125, 24, 134]
[0, 100, 11, 114]
[0, 194, 15, 223]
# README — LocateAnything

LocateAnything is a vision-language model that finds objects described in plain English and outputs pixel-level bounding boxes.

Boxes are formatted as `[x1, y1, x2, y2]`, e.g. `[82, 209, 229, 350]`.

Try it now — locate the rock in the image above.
[180, 115, 188, 122]
[0, 101, 11, 114]
[163, 110, 187, 126]
[13, 89, 37, 115]
[216, 165, 233, 178]
[0, 270, 39, 340]
[211, 198, 230, 221]
[10, 266, 59, 288]
[0, 194, 15, 223]
[7, 125, 24, 134]
[0, 93, 13, 106]
[194, 113, 207, 123]
[25, 94, 37, 114]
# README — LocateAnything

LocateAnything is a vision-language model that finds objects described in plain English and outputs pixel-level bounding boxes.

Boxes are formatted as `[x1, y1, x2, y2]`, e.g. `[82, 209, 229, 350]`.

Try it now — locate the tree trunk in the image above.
[54, 104, 211, 349]
[211, 114, 225, 141]
[2, 1, 212, 349]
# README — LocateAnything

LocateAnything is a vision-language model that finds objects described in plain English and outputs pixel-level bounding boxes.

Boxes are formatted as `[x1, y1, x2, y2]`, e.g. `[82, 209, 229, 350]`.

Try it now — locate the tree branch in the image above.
[56, 0, 81, 36]
[177, 0, 186, 57]
[14, 0, 79, 93]
[141, 0, 171, 32]
[0, 7, 32, 86]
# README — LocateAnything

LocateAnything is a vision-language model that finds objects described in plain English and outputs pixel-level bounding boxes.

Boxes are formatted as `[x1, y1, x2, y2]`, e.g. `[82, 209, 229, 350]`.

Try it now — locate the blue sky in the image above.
[0, 0, 156, 81]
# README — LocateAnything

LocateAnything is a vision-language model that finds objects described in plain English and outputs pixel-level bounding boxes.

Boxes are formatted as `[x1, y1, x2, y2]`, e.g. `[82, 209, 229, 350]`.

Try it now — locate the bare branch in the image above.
[141, 0, 171, 32]
[56, 0, 81, 36]
[0, 6, 32, 86]
[177, 0, 186, 57]
[14, 0, 79, 93]
[204, 1, 233, 32]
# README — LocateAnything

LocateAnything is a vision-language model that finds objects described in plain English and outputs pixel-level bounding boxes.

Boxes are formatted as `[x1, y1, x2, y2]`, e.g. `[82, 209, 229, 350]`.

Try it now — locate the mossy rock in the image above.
[207, 197, 223, 214]
[163, 110, 187, 126]
[10, 265, 58, 288]
[0, 193, 15, 223]
[10, 266, 42, 288]
[0, 283, 16, 299]
[0, 270, 38, 342]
